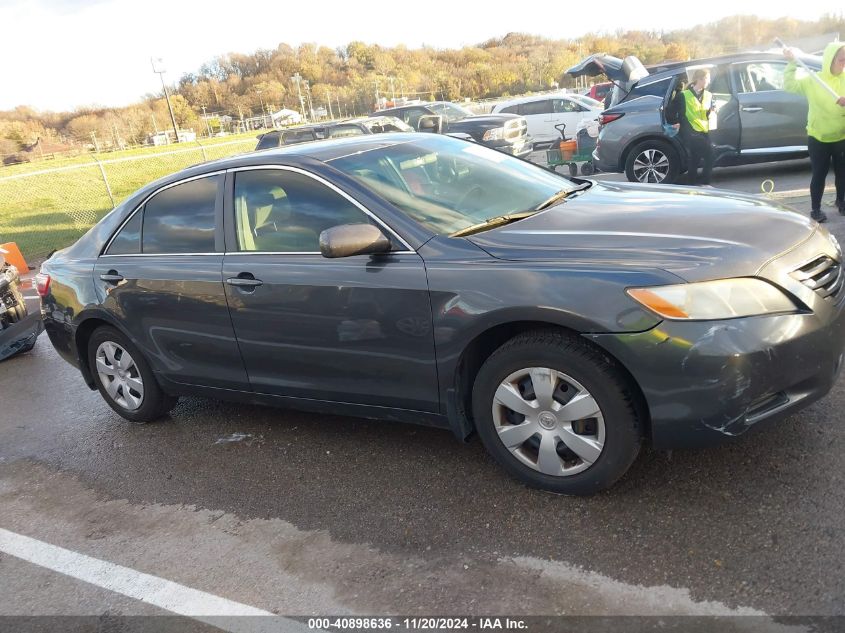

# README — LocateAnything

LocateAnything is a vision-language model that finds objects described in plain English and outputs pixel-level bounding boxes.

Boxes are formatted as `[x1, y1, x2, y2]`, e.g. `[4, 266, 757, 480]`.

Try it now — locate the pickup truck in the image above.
[372, 101, 533, 157]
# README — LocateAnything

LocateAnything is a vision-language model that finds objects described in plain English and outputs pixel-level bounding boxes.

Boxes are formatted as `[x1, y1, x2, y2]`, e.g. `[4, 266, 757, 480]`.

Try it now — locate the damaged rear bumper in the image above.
[586, 308, 845, 448]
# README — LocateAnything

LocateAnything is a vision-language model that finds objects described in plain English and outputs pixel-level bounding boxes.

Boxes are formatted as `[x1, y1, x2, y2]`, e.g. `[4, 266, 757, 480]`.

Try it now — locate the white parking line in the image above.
[0, 527, 313, 633]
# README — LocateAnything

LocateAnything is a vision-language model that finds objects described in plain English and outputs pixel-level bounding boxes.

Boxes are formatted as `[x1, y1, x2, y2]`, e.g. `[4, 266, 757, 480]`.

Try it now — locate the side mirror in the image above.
[319, 224, 392, 259]
[417, 115, 443, 133]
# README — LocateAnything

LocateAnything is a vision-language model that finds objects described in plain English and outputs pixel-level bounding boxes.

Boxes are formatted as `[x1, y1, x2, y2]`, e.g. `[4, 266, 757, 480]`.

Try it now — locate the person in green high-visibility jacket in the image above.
[669, 68, 715, 185]
[784, 42, 845, 224]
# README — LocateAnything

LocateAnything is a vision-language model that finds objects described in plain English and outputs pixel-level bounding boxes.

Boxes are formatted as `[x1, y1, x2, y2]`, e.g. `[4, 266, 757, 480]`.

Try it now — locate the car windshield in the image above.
[328, 135, 577, 235]
[428, 102, 473, 122]
[362, 117, 415, 133]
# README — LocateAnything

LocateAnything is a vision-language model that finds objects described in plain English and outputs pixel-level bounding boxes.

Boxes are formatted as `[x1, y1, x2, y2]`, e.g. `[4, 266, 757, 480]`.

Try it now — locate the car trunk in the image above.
[566, 54, 650, 107]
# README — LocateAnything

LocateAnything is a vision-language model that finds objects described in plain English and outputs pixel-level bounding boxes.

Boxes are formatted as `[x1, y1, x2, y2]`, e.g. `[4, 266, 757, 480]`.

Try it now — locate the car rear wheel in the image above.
[472, 330, 642, 495]
[625, 140, 679, 184]
[88, 326, 177, 423]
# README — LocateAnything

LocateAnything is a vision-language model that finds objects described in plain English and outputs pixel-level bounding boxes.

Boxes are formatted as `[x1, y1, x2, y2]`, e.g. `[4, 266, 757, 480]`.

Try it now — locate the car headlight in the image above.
[626, 278, 798, 320]
[482, 127, 505, 141]
[827, 231, 842, 260]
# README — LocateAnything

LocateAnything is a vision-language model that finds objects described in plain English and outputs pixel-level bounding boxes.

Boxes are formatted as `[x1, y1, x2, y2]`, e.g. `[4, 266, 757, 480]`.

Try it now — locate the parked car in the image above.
[255, 116, 413, 150]
[38, 134, 845, 495]
[587, 82, 613, 103]
[566, 51, 822, 183]
[0, 251, 42, 360]
[491, 93, 603, 145]
[373, 101, 533, 157]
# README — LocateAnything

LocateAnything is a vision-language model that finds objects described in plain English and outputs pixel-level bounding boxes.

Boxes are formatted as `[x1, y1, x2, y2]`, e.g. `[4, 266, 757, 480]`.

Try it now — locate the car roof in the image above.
[494, 92, 590, 107]
[643, 51, 822, 79]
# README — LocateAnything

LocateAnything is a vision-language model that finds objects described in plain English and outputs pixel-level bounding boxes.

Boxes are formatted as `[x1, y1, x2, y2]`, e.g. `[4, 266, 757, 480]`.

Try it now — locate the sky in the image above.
[0, 0, 840, 112]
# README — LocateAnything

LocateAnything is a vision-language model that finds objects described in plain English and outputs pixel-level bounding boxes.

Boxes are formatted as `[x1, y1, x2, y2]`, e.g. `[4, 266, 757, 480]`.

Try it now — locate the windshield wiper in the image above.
[534, 182, 592, 211]
[450, 210, 539, 238]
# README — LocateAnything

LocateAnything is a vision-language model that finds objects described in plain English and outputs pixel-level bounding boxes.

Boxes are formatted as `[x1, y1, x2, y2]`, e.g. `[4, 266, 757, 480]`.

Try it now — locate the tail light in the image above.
[35, 273, 51, 298]
[598, 113, 624, 125]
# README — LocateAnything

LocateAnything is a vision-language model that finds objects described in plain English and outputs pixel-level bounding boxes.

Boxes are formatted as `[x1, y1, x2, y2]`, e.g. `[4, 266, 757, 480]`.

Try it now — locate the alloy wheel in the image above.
[632, 148, 670, 183]
[491, 367, 605, 477]
[95, 341, 144, 411]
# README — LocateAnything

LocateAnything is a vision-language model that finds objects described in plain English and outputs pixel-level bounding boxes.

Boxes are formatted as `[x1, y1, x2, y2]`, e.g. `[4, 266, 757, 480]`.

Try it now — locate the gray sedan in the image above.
[37, 134, 845, 494]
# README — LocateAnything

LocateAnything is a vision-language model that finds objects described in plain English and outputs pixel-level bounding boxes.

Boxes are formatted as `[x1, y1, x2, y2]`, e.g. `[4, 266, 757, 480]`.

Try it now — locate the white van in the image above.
[491, 93, 603, 144]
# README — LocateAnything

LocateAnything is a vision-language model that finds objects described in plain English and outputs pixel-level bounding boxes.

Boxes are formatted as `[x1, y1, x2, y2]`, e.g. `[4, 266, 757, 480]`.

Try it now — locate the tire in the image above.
[568, 163, 578, 178]
[471, 329, 642, 495]
[624, 140, 680, 184]
[88, 326, 177, 423]
[580, 162, 595, 176]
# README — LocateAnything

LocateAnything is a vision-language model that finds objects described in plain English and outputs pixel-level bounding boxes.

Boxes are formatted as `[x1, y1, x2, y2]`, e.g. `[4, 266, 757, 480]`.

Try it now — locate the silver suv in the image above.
[567, 51, 822, 183]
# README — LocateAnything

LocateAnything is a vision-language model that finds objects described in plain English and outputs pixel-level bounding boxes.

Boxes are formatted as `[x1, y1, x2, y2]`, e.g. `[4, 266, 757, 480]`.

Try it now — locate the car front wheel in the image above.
[625, 140, 679, 184]
[472, 330, 642, 495]
[88, 326, 177, 423]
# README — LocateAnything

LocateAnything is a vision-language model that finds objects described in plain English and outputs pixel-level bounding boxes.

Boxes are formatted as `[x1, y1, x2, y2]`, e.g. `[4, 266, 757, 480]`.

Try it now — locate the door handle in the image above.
[99, 272, 124, 283]
[226, 276, 263, 288]
[741, 106, 763, 112]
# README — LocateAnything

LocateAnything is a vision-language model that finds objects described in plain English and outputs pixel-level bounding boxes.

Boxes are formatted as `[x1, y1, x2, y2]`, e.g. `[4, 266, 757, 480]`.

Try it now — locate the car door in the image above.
[221, 166, 439, 412]
[518, 99, 555, 143]
[551, 98, 591, 140]
[94, 173, 250, 390]
[731, 60, 809, 151]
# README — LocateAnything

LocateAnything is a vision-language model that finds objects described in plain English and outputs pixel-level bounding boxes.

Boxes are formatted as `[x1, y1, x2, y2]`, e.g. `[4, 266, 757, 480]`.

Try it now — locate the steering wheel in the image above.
[457, 185, 484, 212]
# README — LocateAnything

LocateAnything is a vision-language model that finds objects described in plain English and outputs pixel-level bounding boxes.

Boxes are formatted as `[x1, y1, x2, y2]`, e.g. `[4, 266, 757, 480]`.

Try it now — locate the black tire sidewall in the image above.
[87, 326, 171, 423]
[625, 140, 680, 184]
[472, 337, 641, 495]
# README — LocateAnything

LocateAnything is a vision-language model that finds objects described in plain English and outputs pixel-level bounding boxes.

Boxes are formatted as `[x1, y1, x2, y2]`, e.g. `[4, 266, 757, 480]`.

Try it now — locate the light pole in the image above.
[290, 73, 308, 122]
[151, 57, 180, 143]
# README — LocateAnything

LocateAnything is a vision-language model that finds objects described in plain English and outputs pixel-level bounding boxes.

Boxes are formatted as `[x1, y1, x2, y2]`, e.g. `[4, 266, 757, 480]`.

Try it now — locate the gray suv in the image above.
[567, 52, 822, 183]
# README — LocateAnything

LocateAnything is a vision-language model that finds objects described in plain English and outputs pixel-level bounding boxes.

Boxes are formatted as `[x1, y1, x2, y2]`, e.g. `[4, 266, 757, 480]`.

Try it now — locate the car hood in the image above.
[566, 54, 649, 85]
[466, 181, 816, 282]
[452, 113, 521, 127]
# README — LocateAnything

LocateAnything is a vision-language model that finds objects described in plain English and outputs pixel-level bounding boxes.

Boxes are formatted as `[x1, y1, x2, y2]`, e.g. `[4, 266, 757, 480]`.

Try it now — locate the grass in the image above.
[0, 136, 258, 261]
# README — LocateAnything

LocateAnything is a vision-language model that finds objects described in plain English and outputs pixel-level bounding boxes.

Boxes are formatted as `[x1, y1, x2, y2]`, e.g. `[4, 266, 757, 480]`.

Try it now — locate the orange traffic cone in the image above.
[0, 242, 29, 271]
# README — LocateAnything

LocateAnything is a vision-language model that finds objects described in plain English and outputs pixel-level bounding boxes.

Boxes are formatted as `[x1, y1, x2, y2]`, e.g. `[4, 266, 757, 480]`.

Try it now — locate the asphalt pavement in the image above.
[1, 158, 844, 627]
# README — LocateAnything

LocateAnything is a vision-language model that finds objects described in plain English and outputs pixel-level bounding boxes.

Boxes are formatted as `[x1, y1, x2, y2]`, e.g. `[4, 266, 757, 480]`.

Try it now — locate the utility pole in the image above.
[326, 88, 334, 119]
[303, 80, 315, 121]
[336, 94, 342, 119]
[151, 57, 180, 143]
[201, 105, 212, 136]
[389, 77, 396, 102]
[90, 131, 100, 153]
[290, 73, 308, 122]
[151, 114, 159, 135]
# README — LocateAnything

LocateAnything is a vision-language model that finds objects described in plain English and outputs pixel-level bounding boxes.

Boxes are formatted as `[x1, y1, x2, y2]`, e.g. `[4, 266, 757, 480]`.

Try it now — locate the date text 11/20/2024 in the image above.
[307, 618, 528, 630]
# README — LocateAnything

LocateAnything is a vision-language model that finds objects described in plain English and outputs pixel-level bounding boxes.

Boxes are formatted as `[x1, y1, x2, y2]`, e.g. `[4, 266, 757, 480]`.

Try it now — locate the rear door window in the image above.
[499, 105, 519, 114]
[519, 100, 553, 116]
[735, 62, 786, 93]
[142, 176, 220, 254]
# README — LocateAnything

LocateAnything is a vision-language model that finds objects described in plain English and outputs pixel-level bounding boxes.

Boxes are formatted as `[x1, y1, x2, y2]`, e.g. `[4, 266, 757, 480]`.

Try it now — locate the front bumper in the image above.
[485, 137, 534, 158]
[588, 227, 845, 448]
[588, 310, 845, 448]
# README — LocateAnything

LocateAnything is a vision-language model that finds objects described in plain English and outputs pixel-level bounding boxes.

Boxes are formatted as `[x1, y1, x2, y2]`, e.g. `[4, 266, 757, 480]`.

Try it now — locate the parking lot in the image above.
[2, 158, 844, 626]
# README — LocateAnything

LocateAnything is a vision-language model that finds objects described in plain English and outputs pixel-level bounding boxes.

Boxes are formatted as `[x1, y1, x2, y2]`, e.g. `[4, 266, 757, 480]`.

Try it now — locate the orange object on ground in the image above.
[0, 242, 28, 271]
[559, 139, 577, 160]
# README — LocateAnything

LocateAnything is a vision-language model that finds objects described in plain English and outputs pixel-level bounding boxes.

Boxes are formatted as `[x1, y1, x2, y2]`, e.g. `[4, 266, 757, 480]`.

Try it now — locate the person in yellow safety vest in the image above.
[784, 42, 845, 224]
[669, 68, 715, 185]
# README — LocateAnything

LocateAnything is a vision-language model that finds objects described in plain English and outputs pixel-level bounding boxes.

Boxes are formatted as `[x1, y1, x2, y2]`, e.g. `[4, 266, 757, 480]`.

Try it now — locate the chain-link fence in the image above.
[0, 138, 256, 263]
